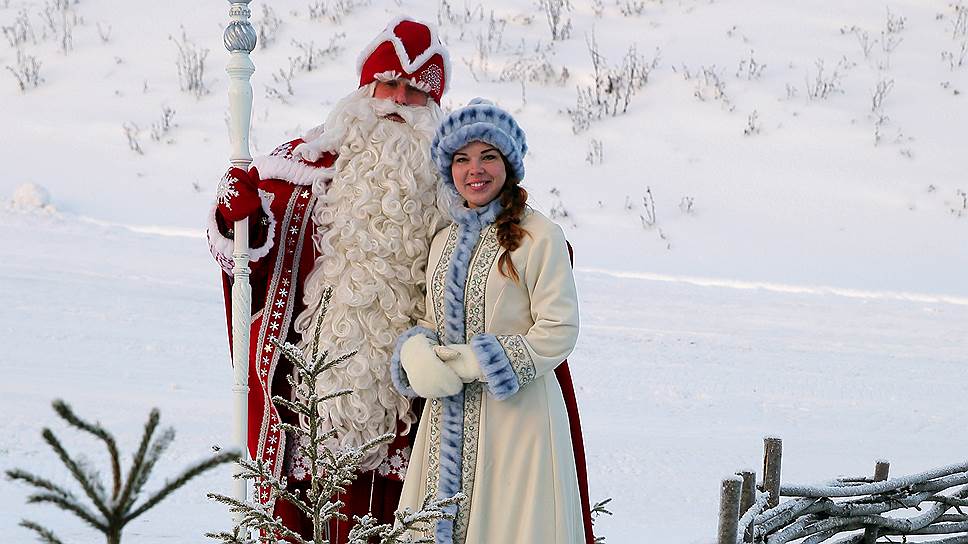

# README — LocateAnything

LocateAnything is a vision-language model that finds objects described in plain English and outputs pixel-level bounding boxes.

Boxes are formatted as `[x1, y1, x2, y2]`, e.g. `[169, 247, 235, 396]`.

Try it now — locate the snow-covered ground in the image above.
[2, 0, 967, 542]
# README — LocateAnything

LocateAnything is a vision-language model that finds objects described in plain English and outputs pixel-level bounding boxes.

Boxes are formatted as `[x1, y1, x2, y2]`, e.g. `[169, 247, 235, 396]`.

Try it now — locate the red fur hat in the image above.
[357, 17, 450, 103]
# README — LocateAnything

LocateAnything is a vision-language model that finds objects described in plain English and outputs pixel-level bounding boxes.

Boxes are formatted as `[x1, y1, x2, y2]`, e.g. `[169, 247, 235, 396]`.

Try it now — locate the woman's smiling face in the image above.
[451, 141, 507, 209]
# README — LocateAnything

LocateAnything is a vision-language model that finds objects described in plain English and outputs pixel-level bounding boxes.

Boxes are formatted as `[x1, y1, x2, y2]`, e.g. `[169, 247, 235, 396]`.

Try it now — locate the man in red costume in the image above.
[207, 17, 451, 542]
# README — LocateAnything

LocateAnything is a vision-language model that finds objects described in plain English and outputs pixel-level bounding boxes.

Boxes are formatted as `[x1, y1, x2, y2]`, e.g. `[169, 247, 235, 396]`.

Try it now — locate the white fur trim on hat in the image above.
[373, 69, 434, 94]
[356, 16, 450, 95]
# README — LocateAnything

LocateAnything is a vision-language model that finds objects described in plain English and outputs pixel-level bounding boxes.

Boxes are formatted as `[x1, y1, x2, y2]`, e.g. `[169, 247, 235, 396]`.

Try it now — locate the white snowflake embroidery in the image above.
[376, 446, 411, 479]
[216, 172, 240, 209]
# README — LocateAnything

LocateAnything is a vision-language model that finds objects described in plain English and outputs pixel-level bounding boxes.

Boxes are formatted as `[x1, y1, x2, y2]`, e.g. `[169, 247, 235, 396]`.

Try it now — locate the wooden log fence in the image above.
[718, 437, 968, 544]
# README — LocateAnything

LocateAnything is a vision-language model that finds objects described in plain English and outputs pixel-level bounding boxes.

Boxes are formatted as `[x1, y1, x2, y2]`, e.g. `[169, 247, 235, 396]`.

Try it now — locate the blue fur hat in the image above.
[432, 98, 528, 189]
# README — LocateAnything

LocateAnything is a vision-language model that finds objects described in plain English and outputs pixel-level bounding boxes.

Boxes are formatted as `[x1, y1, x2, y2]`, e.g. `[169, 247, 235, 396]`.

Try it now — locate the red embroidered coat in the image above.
[208, 139, 412, 540]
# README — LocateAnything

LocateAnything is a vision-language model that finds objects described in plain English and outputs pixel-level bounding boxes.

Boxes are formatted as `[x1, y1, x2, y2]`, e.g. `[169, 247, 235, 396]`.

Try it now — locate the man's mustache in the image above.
[369, 99, 421, 125]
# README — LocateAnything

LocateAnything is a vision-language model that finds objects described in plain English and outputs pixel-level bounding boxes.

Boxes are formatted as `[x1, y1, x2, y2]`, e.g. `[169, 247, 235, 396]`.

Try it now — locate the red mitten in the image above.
[216, 166, 262, 222]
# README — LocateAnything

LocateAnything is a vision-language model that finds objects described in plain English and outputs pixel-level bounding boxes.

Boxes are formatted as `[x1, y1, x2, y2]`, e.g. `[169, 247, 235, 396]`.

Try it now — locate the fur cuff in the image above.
[390, 326, 438, 397]
[206, 191, 276, 275]
[470, 334, 520, 400]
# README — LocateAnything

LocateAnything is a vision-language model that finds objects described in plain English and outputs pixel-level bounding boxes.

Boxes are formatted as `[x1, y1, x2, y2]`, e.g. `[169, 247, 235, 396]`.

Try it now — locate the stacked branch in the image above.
[722, 439, 968, 544]
[207, 287, 461, 544]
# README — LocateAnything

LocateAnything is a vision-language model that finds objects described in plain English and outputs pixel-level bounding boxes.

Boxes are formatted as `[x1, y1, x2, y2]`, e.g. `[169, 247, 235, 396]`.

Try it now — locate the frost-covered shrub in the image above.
[499, 44, 569, 86]
[123, 122, 144, 155]
[693, 65, 734, 111]
[436, 0, 486, 26]
[172, 29, 209, 99]
[2, 9, 36, 48]
[291, 33, 344, 72]
[307, 0, 369, 24]
[586, 139, 604, 165]
[735, 49, 765, 80]
[40, 0, 78, 54]
[805, 57, 850, 100]
[266, 59, 297, 103]
[567, 32, 659, 133]
[743, 110, 761, 136]
[257, 3, 283, 49]
[6, 49, 44, 91]
[548, 187, 571, 221]
[150, 106, 176, 143]
[539, 0, 572, 41]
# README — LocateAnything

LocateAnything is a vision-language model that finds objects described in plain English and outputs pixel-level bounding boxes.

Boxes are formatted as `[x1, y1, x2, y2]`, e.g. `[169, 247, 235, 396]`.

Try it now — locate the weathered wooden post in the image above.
[224, 0, 257, 529]
[737, 470, 756, 542]
[718, 476, 743, 544]
[863, 460, 890, 544]
[762, 436, 782, 508]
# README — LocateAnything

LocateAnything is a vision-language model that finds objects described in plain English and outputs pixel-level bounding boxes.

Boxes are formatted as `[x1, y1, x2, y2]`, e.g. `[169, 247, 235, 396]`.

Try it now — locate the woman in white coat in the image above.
[390, 98, 588, 544]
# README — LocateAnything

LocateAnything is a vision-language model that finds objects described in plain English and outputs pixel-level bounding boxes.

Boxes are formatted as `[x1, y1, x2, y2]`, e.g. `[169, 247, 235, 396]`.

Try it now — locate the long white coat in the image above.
[393, 205, 585, 544]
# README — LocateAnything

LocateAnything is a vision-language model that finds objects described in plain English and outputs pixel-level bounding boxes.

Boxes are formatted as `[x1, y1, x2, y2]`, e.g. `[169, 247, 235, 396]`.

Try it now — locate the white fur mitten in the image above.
[434, 344, 484, 383]
[401, 335, 463, 398]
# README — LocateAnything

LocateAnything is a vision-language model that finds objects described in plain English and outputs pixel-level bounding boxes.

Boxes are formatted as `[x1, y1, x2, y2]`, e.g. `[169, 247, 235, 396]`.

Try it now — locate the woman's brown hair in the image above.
[494, 158, 530, 282]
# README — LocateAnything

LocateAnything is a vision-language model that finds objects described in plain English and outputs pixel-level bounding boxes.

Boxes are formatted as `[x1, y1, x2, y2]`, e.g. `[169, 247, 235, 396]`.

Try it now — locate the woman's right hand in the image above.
[400, 334, 463, 398]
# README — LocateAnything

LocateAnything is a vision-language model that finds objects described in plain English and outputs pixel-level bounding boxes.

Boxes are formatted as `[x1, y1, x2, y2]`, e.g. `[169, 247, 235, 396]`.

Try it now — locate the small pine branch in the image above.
[24, 493, 107, 532]
[591, 497, 613, 544]
[128, 427, 176, 505]
[51, 399, 123, 500]
[10, 400, 241, 543]
[6, 469, 76, 502]
[125, 450, 238, 522]
[40, 428, 112, 520]
[115, 408, 161, 512]
[19, 520, 65, 544]
[591, 497, 614, 518]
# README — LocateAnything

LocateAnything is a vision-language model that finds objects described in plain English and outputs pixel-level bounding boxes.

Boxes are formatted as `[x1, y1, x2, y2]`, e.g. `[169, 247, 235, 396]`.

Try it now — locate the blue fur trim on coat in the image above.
[431, 199, 503, 543]
[442, 199, 501, 345]
[389, 326, 437, 398]
[432, 98, 528, 189]
[470, 334, 520, 400]
[435, 390, 465, 543]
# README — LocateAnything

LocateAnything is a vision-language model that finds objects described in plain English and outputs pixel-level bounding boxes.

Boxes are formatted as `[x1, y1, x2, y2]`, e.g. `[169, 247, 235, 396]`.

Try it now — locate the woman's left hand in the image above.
[435, 344, 484, 383]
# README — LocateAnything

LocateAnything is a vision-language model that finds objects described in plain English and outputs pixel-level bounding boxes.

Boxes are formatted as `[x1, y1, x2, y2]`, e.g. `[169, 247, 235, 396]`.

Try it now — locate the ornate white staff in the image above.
[223, 0, 256, 525]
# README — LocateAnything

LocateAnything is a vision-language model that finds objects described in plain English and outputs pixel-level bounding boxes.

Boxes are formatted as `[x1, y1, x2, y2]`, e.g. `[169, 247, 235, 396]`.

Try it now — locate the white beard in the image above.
[292, 85, 448, 470]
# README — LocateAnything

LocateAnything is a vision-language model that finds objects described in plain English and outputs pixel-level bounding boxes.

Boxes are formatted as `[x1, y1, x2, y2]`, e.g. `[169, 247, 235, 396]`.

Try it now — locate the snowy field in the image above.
[2, 0, 967, 542]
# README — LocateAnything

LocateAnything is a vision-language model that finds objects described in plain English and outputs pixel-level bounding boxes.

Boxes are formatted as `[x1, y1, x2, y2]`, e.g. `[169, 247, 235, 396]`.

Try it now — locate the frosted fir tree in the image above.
[207, 287, 461, 544]
[6, 400, 238, 544]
